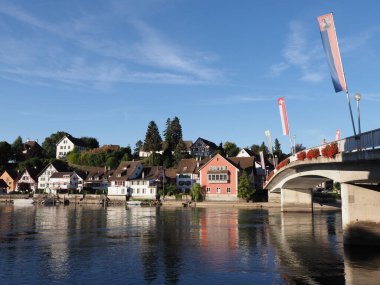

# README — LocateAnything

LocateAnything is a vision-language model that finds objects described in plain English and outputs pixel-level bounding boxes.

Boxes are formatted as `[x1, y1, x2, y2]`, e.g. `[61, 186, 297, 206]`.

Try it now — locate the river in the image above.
[0, 204, 379, 284]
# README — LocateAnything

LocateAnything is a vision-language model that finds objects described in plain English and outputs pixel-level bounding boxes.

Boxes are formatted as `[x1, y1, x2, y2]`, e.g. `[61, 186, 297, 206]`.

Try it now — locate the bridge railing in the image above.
[289, 128, 380, 163]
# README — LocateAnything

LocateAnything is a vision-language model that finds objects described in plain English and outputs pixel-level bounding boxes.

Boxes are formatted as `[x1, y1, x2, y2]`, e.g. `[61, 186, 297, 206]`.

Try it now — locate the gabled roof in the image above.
[228, 157, 255, 171]
[57, 134, 87, 148]
[177, 159, 197, 174]
[198, 154, 239, 172]
[110, 161, 143, 181]
[18, 167, 42, 182]
[238, 148, 255, 157]
[0, 169, 18, 180]
[164, 168, 177, 180]
[134, 166, 161, 181]
[192, 137, 218, 150]
[37, 161, 69, 177]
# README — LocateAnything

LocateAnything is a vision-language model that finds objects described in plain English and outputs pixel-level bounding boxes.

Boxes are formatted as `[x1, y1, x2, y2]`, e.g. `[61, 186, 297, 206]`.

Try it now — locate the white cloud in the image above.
[0, 1, 223, 87]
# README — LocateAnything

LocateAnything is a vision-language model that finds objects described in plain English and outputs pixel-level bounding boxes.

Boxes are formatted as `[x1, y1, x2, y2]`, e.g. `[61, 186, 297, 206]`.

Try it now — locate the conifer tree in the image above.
[143, 121, 162, 152]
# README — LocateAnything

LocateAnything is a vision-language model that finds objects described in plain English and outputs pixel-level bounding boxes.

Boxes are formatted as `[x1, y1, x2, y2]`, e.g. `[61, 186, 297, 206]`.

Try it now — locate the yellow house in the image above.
[0, 170, 18, 193]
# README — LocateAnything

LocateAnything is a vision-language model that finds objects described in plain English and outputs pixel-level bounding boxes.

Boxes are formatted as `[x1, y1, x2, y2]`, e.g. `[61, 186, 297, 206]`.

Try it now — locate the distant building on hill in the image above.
[56, 134, 87, 159]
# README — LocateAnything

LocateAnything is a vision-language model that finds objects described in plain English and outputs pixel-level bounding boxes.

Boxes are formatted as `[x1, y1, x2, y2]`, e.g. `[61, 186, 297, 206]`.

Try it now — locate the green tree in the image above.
[106, 156, 119, 169]
[259, 142, 269, 157]
[163, 116, 183, 151]
[173, 140, 190, 166]
[295, 144, 306, 153]
[238, 170, 255, 202]
[80, 137, 99, 149]
[215, 142, 226, 156]
[143, 121, 162, 152]
[250, 144, 260, 156]
[162, 148, 174, 168]
[42, 131, 68, 158]
[133, 140, 143, 158]
[191, 183, 202, 202]
[148, 153, 163, 166]
[11, 136, 24, 163]
[224, 141, 240, 157]
[0, 141, 12, 167]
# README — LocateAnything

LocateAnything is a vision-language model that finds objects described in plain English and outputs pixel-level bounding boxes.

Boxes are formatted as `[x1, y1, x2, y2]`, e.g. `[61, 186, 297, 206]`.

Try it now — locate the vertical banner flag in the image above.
[259, 151, 266, 170]
[335, 129, 341, 141]
[318, 13, 347, 93]
[278, 97, 289, 136]
[265, 130, 273, 155]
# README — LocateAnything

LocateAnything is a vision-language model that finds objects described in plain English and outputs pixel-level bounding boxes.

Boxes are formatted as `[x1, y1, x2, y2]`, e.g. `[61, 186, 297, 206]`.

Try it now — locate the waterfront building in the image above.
[37, 162, 68, 190]
[176, 158, 210, 192]
[56, 134, 87, 159]
[16, 167, 41, 192]
[108, 161, 163, 199]
[84, 167, 114, 191]
[199, 154, 257, 201]
[48, 171, 83, 194]
[0, 170, 18, 193]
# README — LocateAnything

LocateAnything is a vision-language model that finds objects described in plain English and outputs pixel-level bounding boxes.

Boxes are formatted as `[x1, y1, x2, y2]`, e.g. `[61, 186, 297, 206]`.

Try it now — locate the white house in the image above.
[108, 161, 161, 199]
[48, 171, 83, 194]
[37, 162, 68, 190]
[56, 134, 87, 159]
[139, 141, 192, 158]
[16, 167, 40, 192]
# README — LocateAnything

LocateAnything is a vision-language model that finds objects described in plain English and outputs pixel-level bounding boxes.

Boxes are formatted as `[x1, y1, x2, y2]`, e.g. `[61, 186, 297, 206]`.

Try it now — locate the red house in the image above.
[199, 154, 255, 201]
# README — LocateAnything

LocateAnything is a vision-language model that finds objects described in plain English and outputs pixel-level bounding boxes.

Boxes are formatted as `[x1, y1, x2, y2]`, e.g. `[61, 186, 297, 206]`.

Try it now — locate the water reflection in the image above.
[1, 204, 380, 284]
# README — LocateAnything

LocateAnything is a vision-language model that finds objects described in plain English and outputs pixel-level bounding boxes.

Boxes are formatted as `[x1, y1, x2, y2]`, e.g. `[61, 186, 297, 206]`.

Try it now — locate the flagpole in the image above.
[345, 90, 357, 138]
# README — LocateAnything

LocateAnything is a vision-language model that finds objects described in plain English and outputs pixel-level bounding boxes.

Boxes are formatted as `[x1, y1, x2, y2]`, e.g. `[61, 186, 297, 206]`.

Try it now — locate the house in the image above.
[108, 161, 161, 199]
[84, 167, 114, 191]
[37, 162, 68, 190]
[191, 137, 218, 158]
[56, 134, 87, 159]
[0, 179, 8, 193]
[237, 148, 255, 157]
[0, 170, 18, 193]
[23, 139, 44, 159]
[199, 154, 258, 201]
[16, 167, 41, 192]
[176, 158, 210, 192]
[108, 161, 145, 196]
[48, 171, 83, 194]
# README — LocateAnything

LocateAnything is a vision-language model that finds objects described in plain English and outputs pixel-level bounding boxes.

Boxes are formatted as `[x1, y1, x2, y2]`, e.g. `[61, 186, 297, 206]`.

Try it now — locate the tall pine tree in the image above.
[163, 116, 183, 151]
[143, 121, 162, 152]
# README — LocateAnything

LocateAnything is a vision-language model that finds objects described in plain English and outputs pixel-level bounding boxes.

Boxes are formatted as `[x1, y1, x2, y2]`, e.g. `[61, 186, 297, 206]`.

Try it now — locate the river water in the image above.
[0, 204, 379, 285]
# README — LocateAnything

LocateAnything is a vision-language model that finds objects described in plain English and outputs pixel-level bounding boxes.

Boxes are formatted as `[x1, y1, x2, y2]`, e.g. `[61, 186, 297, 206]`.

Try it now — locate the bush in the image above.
[306, 148, 320, 160]
[191, 184, 202, 202]
[297, 151, 306, 161]
[322, 142, 339, 158]
[275, 158, 290, 171]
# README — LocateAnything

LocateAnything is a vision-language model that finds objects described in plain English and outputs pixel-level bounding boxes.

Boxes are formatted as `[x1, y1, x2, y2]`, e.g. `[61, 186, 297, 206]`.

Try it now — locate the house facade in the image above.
[16, 167, 40, 192]
[0, 170, 18, 193]
[191, 137, 218, 158]
[37, 162, 67, 190]
[48, 172, 83, 194]
[84, 167, 113, 190]
[56, 134, 87, 159]
[108, 161, 160, 199]
[199, 154, 239, 201]
[199, 154, 258, 201]
[176, 158, 209, 192]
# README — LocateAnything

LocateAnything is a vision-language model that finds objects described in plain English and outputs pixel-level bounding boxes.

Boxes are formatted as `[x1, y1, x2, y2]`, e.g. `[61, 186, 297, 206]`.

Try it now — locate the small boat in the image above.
[127, 201, 141, 206]
[13, 198, 35, 206]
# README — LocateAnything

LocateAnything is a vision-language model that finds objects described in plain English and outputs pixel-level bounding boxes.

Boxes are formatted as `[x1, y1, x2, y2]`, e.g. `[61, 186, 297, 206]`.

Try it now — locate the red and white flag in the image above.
[335, 129, 341, 140]
[278, 97, 289, 136]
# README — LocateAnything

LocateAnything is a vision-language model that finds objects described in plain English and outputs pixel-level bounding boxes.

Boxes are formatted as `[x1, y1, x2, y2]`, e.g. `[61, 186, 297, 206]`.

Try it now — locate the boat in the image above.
[126, 201, 142, 206]
[13, 198, 35, 206]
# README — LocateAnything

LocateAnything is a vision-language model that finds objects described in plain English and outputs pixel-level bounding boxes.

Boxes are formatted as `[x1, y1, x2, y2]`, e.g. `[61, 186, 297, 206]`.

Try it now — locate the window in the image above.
[142, 189, 145, 194]
[216, 187, 221, 193]
[206, 187, 210, 193]
[227, 187, 231, 193]
[68, 146, 70, 149]
[137, 189, 140, 194]
[150, 189, 153, 194]
[60, 146, 63, 149]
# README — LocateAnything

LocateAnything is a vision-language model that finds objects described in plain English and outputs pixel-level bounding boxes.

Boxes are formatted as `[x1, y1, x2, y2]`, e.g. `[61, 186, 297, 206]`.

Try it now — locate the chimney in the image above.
[142, 171, 145, 179]
[197, 162, 200, 168]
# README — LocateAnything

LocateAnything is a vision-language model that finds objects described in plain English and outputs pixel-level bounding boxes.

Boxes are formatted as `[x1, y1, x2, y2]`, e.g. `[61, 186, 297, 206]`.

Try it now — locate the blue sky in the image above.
[1, 0, 379, 153]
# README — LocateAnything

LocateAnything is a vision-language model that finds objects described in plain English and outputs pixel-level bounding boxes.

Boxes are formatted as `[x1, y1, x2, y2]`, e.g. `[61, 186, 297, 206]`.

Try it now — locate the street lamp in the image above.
[354, 93, 362, 137]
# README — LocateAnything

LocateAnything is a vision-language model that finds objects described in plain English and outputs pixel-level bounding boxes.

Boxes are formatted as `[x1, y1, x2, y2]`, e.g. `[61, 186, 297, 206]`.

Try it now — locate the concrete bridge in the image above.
[265, 128, 380, 246]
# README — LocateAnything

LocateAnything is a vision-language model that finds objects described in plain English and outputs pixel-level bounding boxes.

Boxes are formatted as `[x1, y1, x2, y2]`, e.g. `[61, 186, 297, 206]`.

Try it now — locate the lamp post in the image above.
[354, 93, 362, 139]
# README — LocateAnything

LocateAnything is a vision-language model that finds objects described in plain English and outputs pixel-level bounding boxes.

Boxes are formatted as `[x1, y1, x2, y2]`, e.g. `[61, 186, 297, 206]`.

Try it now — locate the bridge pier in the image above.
[281, 188, 313, 212]
[341, 183, 380, 246]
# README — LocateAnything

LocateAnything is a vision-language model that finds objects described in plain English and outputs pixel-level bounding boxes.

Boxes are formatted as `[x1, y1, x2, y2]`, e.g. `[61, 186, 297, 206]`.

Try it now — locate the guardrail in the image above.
[289, 128, 380, 163]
